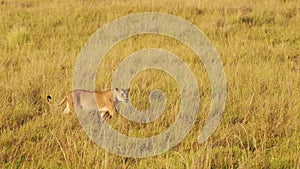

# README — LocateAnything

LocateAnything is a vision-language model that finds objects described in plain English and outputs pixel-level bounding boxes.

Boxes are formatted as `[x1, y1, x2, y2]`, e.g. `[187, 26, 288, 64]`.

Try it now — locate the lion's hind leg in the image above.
[63, 95, 75, 114]
[63, 103, 71, 114]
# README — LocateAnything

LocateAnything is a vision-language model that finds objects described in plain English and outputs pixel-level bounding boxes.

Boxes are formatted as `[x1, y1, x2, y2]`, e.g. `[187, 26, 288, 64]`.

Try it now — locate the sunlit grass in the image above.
[0, 0, 299, 168]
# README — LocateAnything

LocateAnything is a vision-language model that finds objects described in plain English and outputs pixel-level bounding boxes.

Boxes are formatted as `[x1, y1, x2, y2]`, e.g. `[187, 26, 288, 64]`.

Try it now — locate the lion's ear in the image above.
[127, 88, 130, 92]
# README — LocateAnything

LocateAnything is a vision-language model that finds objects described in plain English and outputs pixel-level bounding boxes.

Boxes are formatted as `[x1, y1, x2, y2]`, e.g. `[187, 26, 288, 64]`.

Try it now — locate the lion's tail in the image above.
[46, 95, 67, 107]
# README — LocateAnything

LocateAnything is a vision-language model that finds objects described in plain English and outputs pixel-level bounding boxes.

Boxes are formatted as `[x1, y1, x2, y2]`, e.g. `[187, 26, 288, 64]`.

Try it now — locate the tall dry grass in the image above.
[0, 0, 299, 168]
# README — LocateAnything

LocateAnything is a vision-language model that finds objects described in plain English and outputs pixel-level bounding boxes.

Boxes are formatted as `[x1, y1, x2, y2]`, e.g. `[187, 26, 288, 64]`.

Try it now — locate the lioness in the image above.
[47, 88, 130, 118]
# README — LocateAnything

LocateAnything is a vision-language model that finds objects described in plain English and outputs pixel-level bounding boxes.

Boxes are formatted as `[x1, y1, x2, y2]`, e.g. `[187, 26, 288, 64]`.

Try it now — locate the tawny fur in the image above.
[47, 88, 129, 118]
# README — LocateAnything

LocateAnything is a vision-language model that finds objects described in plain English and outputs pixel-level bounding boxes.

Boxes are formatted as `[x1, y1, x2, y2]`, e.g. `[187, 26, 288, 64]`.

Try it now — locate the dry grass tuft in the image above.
[0, 0, 299, 168]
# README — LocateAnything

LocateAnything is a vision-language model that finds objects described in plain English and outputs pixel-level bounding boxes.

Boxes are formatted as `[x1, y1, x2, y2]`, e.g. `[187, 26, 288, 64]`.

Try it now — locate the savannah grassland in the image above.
[0, 0, 300, 168]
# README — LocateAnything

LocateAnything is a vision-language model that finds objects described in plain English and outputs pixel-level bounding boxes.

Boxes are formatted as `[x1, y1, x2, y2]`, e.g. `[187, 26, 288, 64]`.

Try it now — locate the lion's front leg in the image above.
[99, 111, 111, 122]
[107, 104, 117, 117]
